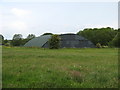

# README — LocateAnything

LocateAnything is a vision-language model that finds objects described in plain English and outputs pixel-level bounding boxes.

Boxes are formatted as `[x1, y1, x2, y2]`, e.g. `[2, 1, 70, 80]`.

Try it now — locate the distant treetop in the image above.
[42, 33, 53, 36]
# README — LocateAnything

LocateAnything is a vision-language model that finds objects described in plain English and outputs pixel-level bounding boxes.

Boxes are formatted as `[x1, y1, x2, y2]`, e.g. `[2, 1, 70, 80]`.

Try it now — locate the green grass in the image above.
[2, 46, 118, 88]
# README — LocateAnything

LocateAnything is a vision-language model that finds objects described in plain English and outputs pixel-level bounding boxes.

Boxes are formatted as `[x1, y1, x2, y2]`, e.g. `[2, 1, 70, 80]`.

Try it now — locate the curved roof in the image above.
[24, 35, 51, 47]
[60, 34, 87, 40]
[24, 34, 95, 48]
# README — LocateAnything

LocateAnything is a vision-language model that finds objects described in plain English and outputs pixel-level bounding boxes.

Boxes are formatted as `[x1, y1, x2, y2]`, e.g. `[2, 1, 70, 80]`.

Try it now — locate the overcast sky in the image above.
[0, 0, 118, 39]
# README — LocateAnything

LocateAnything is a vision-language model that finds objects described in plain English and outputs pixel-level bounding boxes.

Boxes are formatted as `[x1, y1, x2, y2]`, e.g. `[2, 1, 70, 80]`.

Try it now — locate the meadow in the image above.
[2, 47, 118, 88]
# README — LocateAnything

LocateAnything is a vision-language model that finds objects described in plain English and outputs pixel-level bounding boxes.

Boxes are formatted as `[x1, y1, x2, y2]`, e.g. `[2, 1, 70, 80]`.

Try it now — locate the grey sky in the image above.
[0, 1, 118, 39]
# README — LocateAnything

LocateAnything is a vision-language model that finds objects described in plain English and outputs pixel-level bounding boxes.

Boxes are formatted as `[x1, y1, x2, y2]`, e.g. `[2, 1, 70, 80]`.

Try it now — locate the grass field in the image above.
[2, 47, 118, 88]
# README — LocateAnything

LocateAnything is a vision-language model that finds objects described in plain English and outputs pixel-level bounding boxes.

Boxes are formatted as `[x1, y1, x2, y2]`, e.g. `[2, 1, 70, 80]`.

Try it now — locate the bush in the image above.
[96, 43, 102, 48]
[4, 43, 11, 46]
[108, 32, 120, 48]
[11, 39, 23, 46]
[49, 35, 60, 49]
[102, 46, 108, 48]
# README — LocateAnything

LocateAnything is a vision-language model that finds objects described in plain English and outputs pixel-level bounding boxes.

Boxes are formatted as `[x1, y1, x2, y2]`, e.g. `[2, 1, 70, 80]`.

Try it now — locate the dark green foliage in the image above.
[11, 34, 36, 46]
[21, 34, 36, 45]
[4, 39, 11, 46]
[11, 34, 23, 46]
[0, 34, 4, 45]
[108, 32, 120, 47]
[96, 43, 102, 48]
[77, 27, 117, 46]
[12, 34, 22, 40]
[42, 33, 53, 36]
[20, 39, 30, 46]
[4, 43, 11, 46]
[4, 39, 8, 44]
[26, 34, 35, 40]
[49, 35, 60, 49]
[11, 39, 23, 46]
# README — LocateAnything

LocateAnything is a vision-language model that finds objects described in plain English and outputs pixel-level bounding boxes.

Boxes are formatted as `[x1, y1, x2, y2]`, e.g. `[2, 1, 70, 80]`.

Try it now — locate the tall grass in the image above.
[2, 47, 118, 88]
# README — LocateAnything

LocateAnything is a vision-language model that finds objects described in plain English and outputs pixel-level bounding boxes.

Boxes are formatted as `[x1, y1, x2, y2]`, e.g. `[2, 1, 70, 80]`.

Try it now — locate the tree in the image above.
[0, 34, 4, 45]
[26, 34, 35, 40]
[13, 34, 22, 40]
[49, 34, 60, 49]
[11, 34, 23, 46]
[77, 27, 117, 46]
[20, 39, 29, 46]
[4, 39, 8, 44]
[4, 39, 9, 46]
[42, 33, 53, 36]
[108, 32, 120, 47]
[20, 34, 36, 46]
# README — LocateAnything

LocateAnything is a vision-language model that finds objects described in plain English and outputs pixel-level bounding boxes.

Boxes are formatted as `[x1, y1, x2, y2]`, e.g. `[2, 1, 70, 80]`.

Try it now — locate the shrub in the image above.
[108, 32, 119, 48]
[96, 43, 102, 48]
[49, 35, 60, 49]
[102, 46, 108, 48]
[4, 43, 11, 46]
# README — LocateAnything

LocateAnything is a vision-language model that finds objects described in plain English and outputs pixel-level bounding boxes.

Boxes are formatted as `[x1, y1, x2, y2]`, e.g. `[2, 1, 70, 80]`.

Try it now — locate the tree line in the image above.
[77, 27, 119, 47]
[0, 27, 119, 48]
[1, 34, 35, 46]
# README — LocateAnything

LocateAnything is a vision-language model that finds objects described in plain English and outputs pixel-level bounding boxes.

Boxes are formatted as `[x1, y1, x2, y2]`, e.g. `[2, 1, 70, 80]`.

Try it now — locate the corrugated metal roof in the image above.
[24, 35, 51, 47]
[24, 34, 95, 48]
[60, 34, 87, 40]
